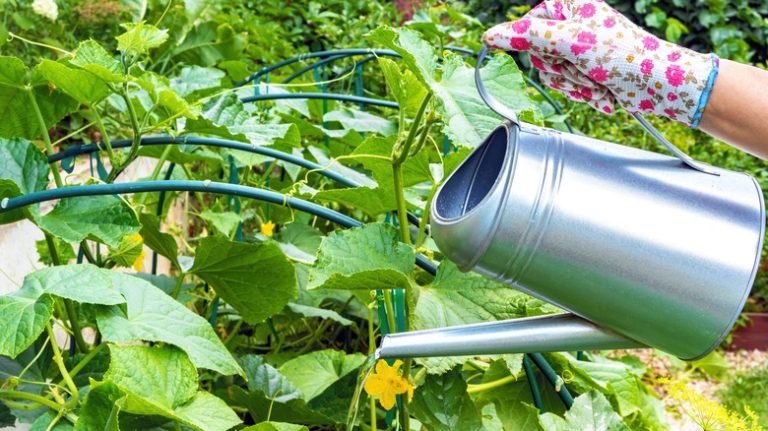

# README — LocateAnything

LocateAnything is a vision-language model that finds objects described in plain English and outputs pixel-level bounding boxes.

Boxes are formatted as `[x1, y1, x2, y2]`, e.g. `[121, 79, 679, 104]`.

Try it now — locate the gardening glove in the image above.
[482, 0, 719, 127]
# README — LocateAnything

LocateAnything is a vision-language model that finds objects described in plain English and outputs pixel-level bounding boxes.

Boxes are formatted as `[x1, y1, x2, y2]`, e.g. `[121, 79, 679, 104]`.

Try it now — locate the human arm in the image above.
[698, 59, 768, 159]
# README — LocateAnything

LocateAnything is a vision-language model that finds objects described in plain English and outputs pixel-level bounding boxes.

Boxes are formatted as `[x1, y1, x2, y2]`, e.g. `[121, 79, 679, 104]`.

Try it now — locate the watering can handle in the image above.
[474, 46, 719, 176]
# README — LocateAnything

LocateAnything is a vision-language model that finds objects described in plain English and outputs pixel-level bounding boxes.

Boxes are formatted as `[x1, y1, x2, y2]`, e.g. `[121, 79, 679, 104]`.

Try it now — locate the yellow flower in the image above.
[132, 247, 146, 272]
[364, 360, 412, 410]
[260, 221, 276, 237]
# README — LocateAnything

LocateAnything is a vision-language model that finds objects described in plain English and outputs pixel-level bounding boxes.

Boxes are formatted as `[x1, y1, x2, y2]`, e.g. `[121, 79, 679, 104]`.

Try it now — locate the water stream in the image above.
[345, 350, 380, 430]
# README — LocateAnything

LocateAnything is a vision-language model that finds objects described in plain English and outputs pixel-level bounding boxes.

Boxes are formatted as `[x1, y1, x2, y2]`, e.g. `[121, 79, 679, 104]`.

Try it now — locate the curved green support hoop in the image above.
[0, 180, 436, 275]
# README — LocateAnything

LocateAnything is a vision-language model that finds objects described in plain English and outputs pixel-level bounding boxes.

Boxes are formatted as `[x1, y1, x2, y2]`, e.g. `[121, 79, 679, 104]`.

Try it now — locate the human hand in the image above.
[483, 0, 719, 127]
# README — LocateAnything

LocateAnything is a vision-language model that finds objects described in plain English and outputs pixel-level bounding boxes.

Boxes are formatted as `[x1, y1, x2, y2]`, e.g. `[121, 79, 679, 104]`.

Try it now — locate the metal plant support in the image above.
[0, 47, 589, 415]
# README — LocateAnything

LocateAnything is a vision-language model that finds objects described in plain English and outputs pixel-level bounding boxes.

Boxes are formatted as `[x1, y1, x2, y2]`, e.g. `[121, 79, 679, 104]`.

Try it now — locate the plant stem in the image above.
[466, 375, 517, 394]
[391, 92, 432, 247]
[171, 272, 185, 299]
[45, 324, 79, 406]
[223, 319, 244, 349]
[78, 241, 98, 265]
[106, 84, 142, 183]
[391, 164, 411, 246]
[67, 343, 104, 381]
[135, 145, 174, 208]
[63, 300, 89, 353]
[297, 319, 332, 354]
[28, 89, 63, 188]
[381, 290, 397, 336]
[392, 93, 432, 166]
[415, 181, 439, 248]
[400, 289, 412, 431]
[387, 94, 432, 431]
[44, 234, 61, 265]
[0, 390, 64, 412]
[91, 108, 116, 163]
[367, 304, 377, 431]
[44, 234, 89, 353]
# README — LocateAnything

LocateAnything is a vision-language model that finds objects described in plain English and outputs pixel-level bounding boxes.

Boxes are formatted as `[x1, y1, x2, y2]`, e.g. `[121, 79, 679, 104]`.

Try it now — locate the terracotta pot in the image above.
[729, 312, 768, 350]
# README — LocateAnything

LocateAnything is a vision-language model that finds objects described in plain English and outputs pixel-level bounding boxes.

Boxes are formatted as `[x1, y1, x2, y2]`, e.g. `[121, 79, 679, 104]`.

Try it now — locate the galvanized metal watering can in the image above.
[378, 47, 765, 361]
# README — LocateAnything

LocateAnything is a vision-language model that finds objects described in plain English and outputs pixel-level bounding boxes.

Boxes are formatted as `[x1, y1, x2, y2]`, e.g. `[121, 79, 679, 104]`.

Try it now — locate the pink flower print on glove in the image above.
[482, 0, 719, 127]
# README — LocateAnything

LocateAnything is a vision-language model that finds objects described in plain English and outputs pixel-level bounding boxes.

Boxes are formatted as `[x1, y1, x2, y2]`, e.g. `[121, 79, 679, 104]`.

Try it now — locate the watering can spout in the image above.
[376, 313, 642, 359]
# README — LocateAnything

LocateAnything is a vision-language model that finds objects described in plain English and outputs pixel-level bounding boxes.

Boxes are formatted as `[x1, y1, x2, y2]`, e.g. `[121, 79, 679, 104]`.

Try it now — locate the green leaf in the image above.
[70, 40, 122, 83]
[122, 0, 148, 22]
[106, 345, 197, 411]
[377, 57, 429, 117]
[369, 27, 541, 147]
[0, 293, 53, 358]
[298, 185, 393, 218]
[0, 137, 49, 224]
[74, 380, 123, 431]
[323, 108, 396, 136]
[107, 233, 144, 268]
[543, 352, 664, 423]
[172, 392, 242, 431]
[186, 94, 300, 150]
[286, 303, 353, 326]
[278, 349, 366, 401]
[0, 137, 49, 194]
[36, 59, 111, 105]
[34, 195, 141, 248]
[199, 210, 242, 237]
[415, 261, 548, 330]
[105, 344, 242, 431]
[117, 22, 169, 57]
[0, 179, 24, 224]
[35, 237, 76, 265]
[0, 56, 78, 140]
[242, 423, 308, 431]
[135, 72, 200, 120]
[241, 355, 302, 402]
[170, 66, 225, 97]
[139, 213, 179, 268]
[414, 261, 553, 373]
[95, 273, 243, 376]
[22, 264, 126, 305]
[307, 223, 415, 291]
[436, 53, 540, 147]
[0, 56, 27, 87]
[171, 22, 246, 66]
[538, 390, 629, 431]
[276, 223, 322, 264]
[368, 27, 437, 87]
[229, 387, 335, 426]
[470, 360, 543, 430]
[190, 236, 297, 324]
[30, 411, 74, 430]
[409, 367, 484, 431]
[0, 264, 156, 358]
[229, 355, 336, 425]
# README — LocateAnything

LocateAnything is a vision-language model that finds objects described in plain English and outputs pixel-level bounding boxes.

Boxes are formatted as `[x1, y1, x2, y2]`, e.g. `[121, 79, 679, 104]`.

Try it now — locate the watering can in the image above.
[378, 47, 765, 361]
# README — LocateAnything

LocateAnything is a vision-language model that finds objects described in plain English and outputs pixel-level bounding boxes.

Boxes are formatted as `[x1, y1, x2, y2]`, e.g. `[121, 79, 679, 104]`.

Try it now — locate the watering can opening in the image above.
[434, 124, 511, 220]
[431, 123, 519, 271]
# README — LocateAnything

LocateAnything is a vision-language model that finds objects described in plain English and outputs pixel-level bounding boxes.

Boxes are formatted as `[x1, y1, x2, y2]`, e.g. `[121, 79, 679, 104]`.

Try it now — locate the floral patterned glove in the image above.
[482, 0, 719, 127]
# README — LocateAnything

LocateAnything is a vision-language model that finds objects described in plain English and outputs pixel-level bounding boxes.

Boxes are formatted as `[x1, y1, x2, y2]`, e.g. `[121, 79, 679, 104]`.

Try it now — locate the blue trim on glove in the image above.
[690, 54, 720, 128]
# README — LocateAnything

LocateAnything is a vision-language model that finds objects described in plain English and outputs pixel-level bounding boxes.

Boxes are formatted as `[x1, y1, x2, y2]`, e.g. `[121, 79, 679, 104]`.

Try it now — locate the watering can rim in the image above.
[430, 121, 519, 271]
[695, 176, 765, 360]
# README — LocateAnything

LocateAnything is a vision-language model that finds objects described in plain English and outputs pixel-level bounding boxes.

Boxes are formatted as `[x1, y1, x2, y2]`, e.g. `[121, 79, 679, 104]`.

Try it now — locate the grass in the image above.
[718, 363, 768, 427]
